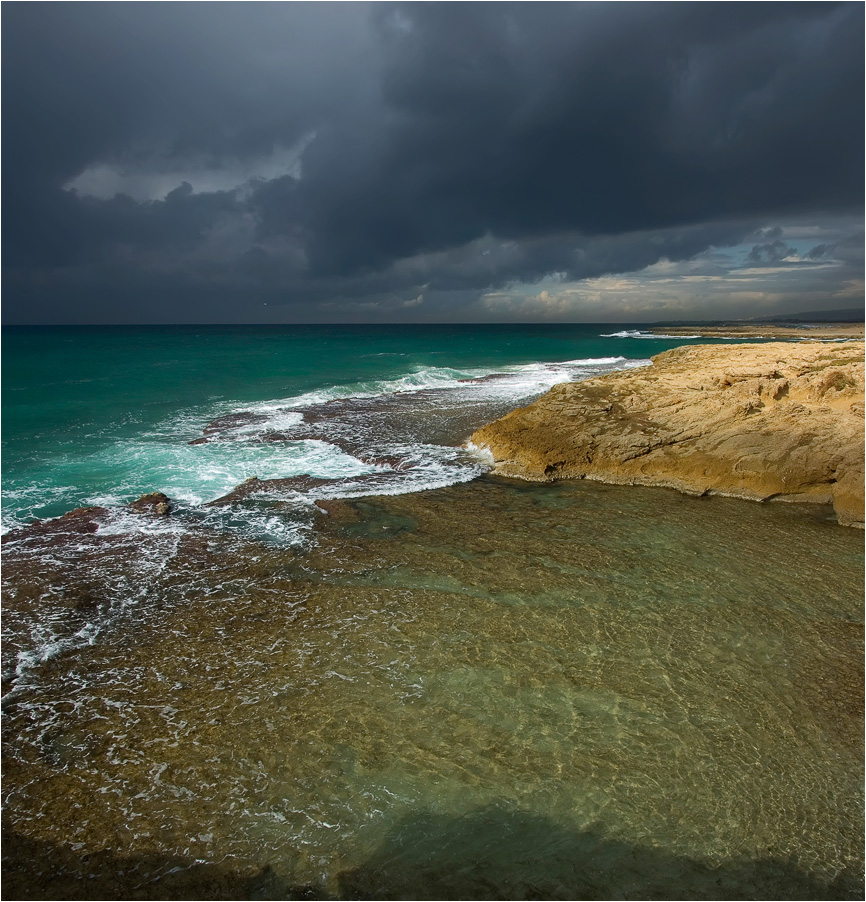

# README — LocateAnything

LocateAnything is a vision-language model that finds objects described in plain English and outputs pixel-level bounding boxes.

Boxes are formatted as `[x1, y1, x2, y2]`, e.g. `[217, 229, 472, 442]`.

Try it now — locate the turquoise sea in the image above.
[2, 324, 704, 531]
[2, 325, 863, 899]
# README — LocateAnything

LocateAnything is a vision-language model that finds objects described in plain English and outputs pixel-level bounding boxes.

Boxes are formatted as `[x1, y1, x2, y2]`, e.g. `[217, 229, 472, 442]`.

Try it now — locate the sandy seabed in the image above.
[2, 473, 863, 900]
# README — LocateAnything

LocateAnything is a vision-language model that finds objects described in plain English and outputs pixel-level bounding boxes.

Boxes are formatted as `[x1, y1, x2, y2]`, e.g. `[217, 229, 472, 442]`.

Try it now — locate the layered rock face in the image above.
[471, 342, 865, 526]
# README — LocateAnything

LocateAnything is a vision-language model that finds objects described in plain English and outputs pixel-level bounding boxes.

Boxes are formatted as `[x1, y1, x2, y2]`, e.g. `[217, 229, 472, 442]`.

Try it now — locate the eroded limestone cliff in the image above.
[471, 342, 865, 526]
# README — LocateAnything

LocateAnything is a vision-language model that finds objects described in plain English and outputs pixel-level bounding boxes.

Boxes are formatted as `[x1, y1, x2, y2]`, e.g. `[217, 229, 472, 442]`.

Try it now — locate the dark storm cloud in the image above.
[287, 1, 862, 275]
[805, 231, 865, 264]
[3, 3, 373, 183]
[747, 240, 797, 264]
[2, 2, 863, 322]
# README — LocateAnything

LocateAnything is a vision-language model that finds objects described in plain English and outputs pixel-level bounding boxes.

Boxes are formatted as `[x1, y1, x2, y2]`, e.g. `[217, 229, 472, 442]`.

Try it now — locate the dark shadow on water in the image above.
[0, 828, 326, 902]
[338, 806, 863, 900]
[4, 805, 863, 900]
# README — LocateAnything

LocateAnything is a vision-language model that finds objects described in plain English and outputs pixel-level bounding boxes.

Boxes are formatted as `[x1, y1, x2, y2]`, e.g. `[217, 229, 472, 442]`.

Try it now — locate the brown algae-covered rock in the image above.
[129, 492, 172, 515]
[471, 341, 865, 526]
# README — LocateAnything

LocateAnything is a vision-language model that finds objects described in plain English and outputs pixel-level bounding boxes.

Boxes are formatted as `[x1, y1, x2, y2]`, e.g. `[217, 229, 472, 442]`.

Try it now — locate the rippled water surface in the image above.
[3, 478, 862, 899]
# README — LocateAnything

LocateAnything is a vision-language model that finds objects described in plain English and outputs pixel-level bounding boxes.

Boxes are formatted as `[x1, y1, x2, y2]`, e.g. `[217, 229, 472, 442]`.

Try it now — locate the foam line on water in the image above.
[226, 358, 636, 413]
[3, 506, 187, 688]
[6, 439, 382, 521]
[600, 330, 702, 340]
[2, 354, 645, 531]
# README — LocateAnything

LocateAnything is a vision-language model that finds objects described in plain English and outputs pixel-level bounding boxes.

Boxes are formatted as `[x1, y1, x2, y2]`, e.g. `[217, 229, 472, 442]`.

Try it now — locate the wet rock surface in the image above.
[129, 492, 172, 515]
[208, 475, 335, 507]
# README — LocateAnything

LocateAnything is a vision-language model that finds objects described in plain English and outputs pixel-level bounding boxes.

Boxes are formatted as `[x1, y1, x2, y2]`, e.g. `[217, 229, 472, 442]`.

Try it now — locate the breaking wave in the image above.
[2, 355, 647, 538]
[600, 330, 703, 340]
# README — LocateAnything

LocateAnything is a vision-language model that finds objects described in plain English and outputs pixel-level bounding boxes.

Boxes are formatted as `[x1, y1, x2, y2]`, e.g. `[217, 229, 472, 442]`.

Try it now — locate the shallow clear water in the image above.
[2, 325, 862, 899]
[2, 480, 862, 899]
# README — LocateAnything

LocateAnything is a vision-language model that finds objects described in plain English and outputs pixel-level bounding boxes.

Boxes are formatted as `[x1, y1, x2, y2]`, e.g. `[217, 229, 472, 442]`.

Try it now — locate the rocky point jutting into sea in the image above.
[472, 341, 865, 528]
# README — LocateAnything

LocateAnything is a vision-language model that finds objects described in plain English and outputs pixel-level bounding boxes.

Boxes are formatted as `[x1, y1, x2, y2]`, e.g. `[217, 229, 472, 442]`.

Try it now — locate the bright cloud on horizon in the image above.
[480, 225, 864, 323]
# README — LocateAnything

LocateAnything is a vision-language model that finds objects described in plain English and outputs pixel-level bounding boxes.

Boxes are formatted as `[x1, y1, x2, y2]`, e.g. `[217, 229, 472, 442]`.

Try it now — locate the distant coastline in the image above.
[650, 323, 863, 340]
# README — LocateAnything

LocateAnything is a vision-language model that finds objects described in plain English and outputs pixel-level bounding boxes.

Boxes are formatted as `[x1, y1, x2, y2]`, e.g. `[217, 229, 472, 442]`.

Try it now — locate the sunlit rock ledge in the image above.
[471, 341, 865, 527]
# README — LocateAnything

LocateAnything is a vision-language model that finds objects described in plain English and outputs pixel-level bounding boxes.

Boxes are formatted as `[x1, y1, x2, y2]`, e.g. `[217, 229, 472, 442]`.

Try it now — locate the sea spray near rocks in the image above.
[2, 340, 642, 533]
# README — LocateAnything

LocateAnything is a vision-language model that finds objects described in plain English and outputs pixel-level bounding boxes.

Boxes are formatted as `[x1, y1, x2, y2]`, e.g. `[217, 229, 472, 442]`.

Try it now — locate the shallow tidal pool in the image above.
[2, 477, 863, 899]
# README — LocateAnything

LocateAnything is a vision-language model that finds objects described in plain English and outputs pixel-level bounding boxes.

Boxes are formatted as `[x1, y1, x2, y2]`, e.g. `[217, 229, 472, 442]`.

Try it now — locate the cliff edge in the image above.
[471, 341, 865, 526]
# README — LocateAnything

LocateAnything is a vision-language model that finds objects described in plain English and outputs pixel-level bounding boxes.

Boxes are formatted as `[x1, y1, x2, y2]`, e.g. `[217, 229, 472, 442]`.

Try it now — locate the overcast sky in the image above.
[3, 2, 863, 324]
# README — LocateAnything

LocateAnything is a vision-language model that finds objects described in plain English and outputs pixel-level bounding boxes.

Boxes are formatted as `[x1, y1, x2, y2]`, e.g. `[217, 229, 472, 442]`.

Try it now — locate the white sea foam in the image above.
[259, 366, 483, 409]
[3, 353, 641, 537]
[229, 409, 305, 435]
[14, 621, 103, 679]
[222, 358, 633, 415]
[75, 438, 380, 509]
[557, 356, 628, 365]
[600, 330, 703, 340]
[314, 453, 486, 501]
[1, 484, 83, 533]
[3, 349, 652, 695]
[3, 504, 188, 688]
[464, 441, 495, 465]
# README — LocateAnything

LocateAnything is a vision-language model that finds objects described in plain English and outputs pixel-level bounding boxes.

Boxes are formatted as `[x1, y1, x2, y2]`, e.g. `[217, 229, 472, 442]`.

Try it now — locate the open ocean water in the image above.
[2, 324, 863, 899]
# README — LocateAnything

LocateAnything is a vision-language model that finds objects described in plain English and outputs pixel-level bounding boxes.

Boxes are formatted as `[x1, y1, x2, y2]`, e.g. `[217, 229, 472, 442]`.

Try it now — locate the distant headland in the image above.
[646, 307, 864, 340]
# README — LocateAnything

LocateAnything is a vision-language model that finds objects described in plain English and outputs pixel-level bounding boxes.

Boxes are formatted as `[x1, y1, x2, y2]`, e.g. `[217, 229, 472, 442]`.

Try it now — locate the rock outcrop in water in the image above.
[471, 342, 865, 527]
[129, 492, 172, 515]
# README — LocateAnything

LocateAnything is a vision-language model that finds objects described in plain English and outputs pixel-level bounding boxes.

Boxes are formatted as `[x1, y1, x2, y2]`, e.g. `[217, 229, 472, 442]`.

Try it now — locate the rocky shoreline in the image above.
[471, 341, 865, 527]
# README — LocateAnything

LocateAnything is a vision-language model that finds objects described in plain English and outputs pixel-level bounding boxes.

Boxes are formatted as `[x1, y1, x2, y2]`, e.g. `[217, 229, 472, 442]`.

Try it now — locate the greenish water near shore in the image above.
[3, 477, 862, 899]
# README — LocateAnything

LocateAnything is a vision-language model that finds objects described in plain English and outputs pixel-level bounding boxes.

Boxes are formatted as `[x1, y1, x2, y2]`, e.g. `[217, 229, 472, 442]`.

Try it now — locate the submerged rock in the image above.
[0, 505, 110, 542]
[207, 475, 334, 506]
[471, 341, 865, 527]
